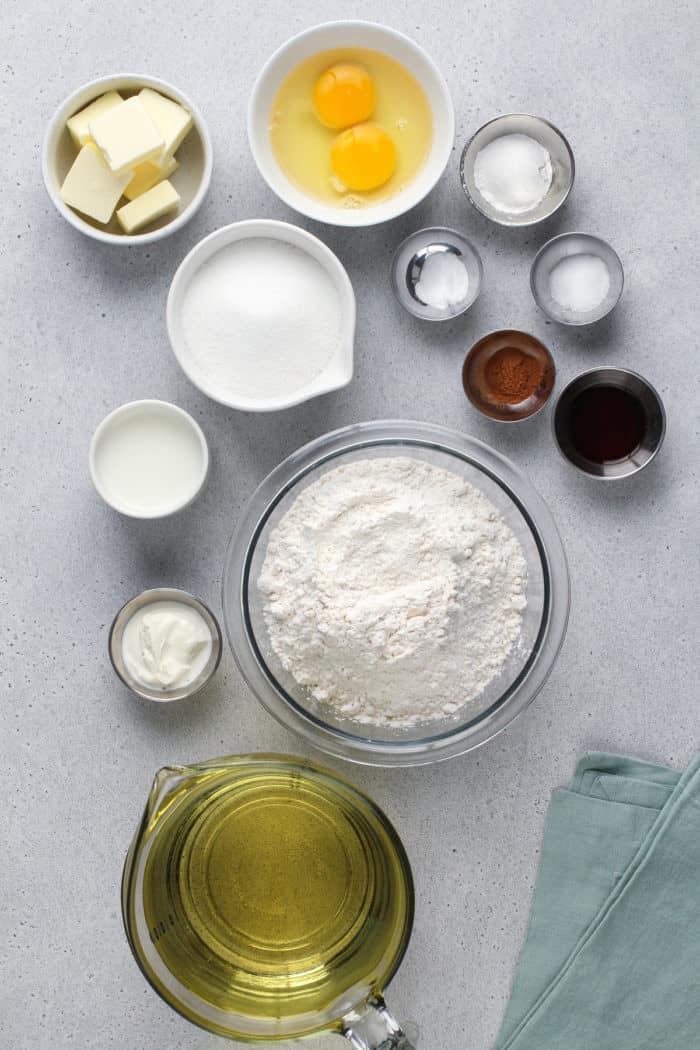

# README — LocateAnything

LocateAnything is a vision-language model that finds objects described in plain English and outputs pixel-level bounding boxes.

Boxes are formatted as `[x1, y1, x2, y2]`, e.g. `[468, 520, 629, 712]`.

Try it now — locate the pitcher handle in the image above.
[341, 995, 416, 1049]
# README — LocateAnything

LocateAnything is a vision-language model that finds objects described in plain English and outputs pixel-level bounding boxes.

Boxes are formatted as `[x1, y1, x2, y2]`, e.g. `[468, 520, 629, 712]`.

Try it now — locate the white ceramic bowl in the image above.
[248, 21, 455, 227]
[42, 73, 213, 245]
[89, 400, 209, 518]
[167, 219, 356, 411]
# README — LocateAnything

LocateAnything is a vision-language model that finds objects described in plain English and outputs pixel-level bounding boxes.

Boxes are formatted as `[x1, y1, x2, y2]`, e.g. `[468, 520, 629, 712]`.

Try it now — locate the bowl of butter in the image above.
[42, 74, 213, 244]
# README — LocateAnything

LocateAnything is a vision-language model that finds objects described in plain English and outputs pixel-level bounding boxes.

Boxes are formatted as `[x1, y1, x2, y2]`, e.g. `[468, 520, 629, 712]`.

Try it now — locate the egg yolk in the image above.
[313, 63, 376, 129]
[330, 123, 397, 192]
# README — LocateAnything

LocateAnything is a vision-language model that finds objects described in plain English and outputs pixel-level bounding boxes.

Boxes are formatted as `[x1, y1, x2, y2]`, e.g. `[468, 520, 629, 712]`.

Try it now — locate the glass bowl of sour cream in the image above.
[223, 420, 570, 767]
[109, 588, 222, 702]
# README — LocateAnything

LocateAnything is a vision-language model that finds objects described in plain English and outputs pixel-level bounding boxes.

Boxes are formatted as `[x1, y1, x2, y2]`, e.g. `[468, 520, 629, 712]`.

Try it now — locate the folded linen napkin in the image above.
[496, 752, 700, 1050]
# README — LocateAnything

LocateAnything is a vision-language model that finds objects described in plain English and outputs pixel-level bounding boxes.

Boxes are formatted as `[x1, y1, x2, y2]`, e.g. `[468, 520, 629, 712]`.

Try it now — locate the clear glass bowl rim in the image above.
[222, 420, 570, 767]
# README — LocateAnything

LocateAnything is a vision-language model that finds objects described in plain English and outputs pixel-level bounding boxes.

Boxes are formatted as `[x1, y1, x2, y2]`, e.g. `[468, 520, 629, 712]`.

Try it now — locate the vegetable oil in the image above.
[130, 755, 413, 1040]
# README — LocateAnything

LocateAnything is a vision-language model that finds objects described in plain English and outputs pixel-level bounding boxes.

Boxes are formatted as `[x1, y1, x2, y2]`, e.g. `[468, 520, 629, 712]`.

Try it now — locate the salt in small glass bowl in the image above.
[390, 226, 483, 321]
[109, 588, 222, 702]
[460, 113, 575, 228]
[530, 232, 624, 326]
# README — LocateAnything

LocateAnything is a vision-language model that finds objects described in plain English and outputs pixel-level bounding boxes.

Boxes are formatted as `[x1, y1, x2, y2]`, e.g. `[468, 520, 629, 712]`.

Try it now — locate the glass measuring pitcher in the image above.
[122, 753, 416, 1048]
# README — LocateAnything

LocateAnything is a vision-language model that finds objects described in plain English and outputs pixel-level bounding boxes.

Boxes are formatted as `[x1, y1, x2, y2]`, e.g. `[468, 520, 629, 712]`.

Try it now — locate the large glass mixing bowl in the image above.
[223, 421, 569, 766]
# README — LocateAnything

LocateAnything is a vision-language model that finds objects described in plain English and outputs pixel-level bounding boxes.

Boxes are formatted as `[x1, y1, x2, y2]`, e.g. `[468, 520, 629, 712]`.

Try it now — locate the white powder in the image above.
[549, 253, 611, 314]
[180, 238, 341, 401]
[415, 251, 470, 310]
[474, 133, 552, 214]
[258, 458, 528, 726]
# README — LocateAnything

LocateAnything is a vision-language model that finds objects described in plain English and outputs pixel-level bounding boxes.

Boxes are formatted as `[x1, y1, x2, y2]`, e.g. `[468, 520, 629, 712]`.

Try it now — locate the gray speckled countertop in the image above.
[2, 2, 698, 1048]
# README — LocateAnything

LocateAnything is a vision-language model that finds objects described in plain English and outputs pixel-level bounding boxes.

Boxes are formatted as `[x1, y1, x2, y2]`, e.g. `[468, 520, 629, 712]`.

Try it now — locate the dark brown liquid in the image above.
[570, 385, 646, 463]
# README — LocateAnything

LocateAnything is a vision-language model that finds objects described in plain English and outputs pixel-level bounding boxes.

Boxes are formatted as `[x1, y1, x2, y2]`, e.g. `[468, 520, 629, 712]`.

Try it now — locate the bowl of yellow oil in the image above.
[122, 753, 416, 1046]
[248, 20, 455, 226]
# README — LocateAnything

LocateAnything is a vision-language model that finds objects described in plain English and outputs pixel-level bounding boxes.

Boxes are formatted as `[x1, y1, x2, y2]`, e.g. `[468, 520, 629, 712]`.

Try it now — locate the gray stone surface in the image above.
[2, 2, 698, 1048]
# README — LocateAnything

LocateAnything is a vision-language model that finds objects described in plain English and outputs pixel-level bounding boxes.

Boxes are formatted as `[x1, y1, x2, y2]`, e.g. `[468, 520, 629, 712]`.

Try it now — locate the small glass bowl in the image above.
[222, 421, 570, 767]
[530, 232, 624, 325]
[390, 226, 483, 321]
[460, 114, 575, 227]
[463, 330, 556, 422]
[553, 368, 666, 479]
[109, 588, 222, 701]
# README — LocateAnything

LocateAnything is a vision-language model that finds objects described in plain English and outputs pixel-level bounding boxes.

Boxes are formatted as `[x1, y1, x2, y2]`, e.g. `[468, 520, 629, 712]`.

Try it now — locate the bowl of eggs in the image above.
[248, 21, 455, 226]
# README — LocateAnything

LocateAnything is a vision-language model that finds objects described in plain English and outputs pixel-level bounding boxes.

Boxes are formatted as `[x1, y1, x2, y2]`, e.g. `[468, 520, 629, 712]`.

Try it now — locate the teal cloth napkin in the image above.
[496, 752, 700, 1050]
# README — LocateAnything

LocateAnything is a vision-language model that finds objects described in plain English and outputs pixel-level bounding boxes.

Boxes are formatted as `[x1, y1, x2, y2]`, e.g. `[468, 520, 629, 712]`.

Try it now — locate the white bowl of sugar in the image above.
[166, 219, 356, 412]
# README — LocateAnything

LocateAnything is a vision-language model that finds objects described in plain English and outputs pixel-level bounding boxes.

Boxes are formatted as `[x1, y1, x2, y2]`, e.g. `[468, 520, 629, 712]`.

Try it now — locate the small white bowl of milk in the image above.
[89, 399, 209, 518]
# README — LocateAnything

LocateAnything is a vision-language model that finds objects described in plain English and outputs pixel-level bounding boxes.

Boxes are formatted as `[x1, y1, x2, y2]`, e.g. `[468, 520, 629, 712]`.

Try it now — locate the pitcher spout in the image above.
[144, 764, 195, 828]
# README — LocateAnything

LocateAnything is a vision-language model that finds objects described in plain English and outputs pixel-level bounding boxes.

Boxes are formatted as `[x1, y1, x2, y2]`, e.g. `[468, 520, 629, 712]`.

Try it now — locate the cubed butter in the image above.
[89, 97, 164, 175]
[138, 88, 193, 157]
[59, 142, 131, 224]
[66, 91, 123, 148]
[123, 154, 178, 201]
[116, 179, 180, 234]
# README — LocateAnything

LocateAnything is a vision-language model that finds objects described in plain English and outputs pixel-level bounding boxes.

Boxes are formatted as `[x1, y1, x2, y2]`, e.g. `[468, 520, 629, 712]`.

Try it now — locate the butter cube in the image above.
[66, 91, 123, 148]
[89, 97, 164, 175]
[59, 142, 131, 224]
[116, 180, 180, 234]
[124, 154, 178, 201]
[138, 88, 193, 157]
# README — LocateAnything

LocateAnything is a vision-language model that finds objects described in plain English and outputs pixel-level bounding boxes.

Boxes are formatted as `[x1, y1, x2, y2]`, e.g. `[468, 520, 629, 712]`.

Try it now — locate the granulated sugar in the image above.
[180, 238, 341, 401]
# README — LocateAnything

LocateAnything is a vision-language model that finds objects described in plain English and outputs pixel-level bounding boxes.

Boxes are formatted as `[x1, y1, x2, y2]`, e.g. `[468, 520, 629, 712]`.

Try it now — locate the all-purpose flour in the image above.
[258, 457, 528, 726]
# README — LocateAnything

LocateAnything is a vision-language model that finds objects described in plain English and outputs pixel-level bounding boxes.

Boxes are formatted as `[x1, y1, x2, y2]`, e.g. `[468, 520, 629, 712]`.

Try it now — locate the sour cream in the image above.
[121, 600, 213, 691]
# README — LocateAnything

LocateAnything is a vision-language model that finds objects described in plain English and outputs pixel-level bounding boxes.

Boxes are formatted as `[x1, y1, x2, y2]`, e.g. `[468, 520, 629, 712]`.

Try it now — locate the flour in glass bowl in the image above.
[257, 457, 528, 726]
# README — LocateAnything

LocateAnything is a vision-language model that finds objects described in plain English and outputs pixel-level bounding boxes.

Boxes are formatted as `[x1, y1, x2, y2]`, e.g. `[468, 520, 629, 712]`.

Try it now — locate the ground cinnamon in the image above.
[484, 347, 543, 403]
